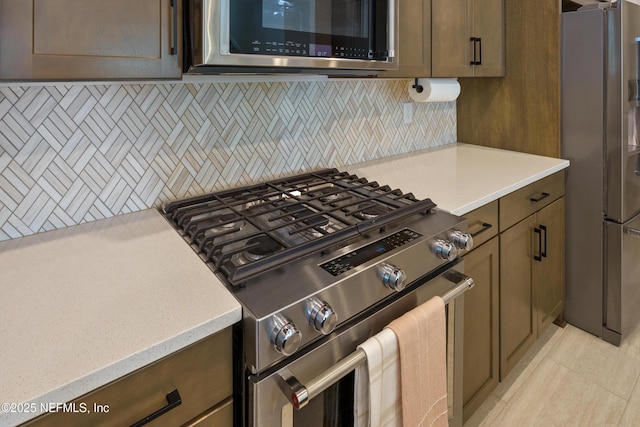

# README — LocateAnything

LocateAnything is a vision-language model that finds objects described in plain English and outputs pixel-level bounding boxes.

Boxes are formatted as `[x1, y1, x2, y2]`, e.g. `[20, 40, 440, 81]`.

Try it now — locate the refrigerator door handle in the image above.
[624, 226, 640, 238]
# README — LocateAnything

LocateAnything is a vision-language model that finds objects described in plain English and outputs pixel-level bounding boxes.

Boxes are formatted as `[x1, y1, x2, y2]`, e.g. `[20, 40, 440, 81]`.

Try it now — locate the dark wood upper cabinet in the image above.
[432, 0, 505, 77]
[0, 0, 181, 80]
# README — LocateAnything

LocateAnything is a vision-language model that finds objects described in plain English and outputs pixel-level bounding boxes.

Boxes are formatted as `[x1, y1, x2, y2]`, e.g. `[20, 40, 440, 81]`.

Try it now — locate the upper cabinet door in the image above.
[0, 0, 181, 80]
[472, 0, 505, 77]
[432, 0, 505, 77]
[380, 0, 432, 78]
[432, 0, 472, 77]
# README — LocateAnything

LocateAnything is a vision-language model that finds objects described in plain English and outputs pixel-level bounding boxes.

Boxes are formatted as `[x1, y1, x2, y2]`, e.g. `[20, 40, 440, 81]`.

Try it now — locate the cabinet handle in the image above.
[470, 222, 493, 237]
[540, 224, 547, 258]
[470, 37, 477, 65]
[530, 192, 550, 203]
[170, 0, 178, 55]
[470, 37, 482, 65]
[130, 389, 182, 427]
[534, 227, 543, 261]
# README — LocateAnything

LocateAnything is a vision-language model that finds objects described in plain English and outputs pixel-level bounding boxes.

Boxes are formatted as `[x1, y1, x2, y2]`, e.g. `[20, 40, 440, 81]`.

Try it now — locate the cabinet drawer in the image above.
[183, 398, 233, 427]
[464, 200, 498, 249]
[22, 328, 232, 427]
[500, 172, 565, 232]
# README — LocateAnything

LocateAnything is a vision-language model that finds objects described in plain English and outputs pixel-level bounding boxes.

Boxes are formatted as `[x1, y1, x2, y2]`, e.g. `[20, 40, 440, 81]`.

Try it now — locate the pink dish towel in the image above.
[386, 296, 448, 427]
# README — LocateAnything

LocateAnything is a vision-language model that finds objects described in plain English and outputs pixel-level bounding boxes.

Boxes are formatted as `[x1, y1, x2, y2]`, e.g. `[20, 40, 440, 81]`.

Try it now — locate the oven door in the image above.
[191, 0, 397, 71]
[247, 265, 472, 427]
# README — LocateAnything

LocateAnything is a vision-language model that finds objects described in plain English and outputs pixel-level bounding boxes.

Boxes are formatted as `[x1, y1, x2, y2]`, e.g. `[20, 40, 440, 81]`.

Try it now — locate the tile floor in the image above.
[463, 323, 640, 426]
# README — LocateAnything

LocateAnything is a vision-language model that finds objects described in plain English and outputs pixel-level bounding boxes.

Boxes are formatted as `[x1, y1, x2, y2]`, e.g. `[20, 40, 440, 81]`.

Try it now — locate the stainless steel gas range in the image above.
[162, 169, 474, 427]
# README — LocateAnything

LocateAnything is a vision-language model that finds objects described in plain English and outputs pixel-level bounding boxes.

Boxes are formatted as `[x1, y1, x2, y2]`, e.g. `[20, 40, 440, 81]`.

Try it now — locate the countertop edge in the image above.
[450, 160, 570, 216]
[2, 306, 241, 427]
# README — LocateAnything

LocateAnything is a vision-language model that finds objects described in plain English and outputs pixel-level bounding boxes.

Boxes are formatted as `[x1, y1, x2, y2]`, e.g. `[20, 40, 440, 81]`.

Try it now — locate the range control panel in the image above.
[320, 229, 422, 276]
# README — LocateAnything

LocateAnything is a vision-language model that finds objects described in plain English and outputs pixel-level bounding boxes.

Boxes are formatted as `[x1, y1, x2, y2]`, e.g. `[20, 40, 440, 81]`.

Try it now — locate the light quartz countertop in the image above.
[0, 209, 241, 426]
[0, 143, 568, 426]
[350, 143, 570, 216]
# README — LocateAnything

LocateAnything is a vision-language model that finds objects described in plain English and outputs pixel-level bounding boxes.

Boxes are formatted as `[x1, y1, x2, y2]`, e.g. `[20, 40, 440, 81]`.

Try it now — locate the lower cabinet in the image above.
[499, 196, 565, 380]
[534, 199, 565, 334]
[462, 236, 499, 423]
[21, 328, 233, 427]
[182, 399, 233, 427]
[499, 214, 537, 380]
[462, 172, 565, 419]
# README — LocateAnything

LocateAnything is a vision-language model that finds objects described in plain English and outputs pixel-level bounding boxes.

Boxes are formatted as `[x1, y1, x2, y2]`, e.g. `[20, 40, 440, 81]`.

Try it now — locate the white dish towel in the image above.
[354, 327, 402, 427]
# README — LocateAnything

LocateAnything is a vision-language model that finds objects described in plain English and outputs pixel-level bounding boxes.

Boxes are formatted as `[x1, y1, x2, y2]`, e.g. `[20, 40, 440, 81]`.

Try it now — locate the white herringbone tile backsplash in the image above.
[0, 79, 456, 241]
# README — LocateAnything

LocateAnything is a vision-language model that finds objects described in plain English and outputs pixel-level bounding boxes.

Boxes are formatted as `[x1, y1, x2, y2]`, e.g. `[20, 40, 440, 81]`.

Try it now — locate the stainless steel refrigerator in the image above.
[563, 0, 640, 345]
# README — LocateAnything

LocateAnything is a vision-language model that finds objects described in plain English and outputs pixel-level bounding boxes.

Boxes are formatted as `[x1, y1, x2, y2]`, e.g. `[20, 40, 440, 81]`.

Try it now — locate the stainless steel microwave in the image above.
[183, 0, 398, 74]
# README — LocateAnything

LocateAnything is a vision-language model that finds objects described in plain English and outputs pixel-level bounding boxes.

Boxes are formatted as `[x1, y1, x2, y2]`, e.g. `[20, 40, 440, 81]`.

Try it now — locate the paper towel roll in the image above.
[408, 78, 461, 103]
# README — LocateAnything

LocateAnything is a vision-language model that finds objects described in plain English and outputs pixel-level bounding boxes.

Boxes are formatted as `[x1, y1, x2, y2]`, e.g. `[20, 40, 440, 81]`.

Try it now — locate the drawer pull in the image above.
[530, 192, 550, 203]
[470, 222, 493, 238]
[130, 389, 182, 427]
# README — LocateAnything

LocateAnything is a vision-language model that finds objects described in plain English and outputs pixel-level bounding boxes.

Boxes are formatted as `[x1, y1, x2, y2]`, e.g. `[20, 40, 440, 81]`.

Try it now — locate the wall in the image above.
[457, 0, 560, 158]
[0, 79, 457, 241]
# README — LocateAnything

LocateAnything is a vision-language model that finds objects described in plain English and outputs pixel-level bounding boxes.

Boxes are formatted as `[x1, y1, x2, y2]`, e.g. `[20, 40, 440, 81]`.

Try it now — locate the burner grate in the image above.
[163, 169, 436, 285]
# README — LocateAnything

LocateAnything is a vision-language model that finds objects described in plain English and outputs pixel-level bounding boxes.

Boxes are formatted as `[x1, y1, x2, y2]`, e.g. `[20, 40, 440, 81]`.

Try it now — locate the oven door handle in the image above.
[440, 269, 475, 302]
[279, 350, 367, 410]
[278, 270, 474, 410]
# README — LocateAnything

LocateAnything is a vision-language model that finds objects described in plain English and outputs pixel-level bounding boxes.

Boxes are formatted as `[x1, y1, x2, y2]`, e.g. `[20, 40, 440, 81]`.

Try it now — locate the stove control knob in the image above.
[449, 230, 474, 251]
[432, 239, 458, 261]
[379, 262, 408, 292]
[307, 298, 338, 335]
[271, 314, 302, 356]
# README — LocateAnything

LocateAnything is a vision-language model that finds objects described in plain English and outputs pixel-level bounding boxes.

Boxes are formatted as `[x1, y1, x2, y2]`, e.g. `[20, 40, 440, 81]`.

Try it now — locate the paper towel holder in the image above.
[411, 78, 424, 94]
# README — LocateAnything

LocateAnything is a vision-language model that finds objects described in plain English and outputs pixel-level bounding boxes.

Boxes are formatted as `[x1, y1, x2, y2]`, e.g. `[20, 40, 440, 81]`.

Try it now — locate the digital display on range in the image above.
[320, 229, 422, 276]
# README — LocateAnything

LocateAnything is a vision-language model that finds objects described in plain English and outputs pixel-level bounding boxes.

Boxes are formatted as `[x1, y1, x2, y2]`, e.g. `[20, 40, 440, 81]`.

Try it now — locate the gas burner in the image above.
[310, 186, 342, 202]
[244, 199, 269, 211]
[281, 203, 330, 230]
[243, 235, 283, 262]
[354, 202, 392, 220]
[283, 202, 333, 239]
[304, 215, 330, 230]
[208, 213, 246, 234]
[298, 218, 333, 239]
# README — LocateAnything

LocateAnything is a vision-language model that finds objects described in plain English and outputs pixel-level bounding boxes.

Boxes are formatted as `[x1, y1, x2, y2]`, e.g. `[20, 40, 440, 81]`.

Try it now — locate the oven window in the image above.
[293, 372, 355, 426]
[229, 0, 387, 60]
